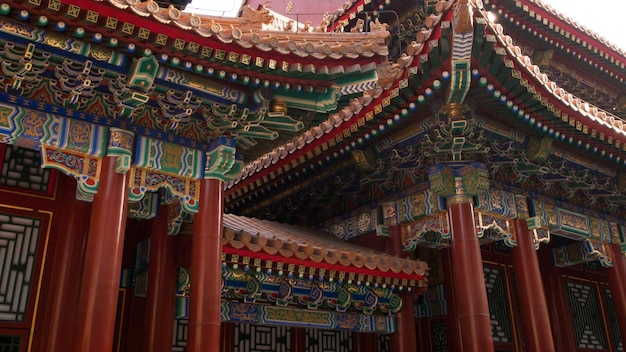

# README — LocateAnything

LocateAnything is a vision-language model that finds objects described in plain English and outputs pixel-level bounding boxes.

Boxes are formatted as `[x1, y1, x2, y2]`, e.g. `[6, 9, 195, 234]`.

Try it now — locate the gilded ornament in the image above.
[161, 143, 183, 172]
[90, 46, 112, 61]
[109, 129, 134, 150]
[43, 32, 70, 50]
[0, 105, 12, 127]
[69, 120, 90, 149]
[408, 193, 427, 218]
[21, 111, 46, 139]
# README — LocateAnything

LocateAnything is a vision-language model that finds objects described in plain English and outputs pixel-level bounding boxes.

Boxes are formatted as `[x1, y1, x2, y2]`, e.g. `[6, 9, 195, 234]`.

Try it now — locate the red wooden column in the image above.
[292, 327, 306, 352]
[35, 174, 90, 352]
[538, 244, 577, 351]
[143, 204, 176, 352]
[74, 155, 130, 352]
[510, 217, 555, 352]
[607, 244, 626, 343]
[386, 225, 417, 352]
[187, 140, 241, 352]
[429, 162, 494, 352]
[187, 177, 224, 352]
[441, 248, 460, 352]
[354, 332, 379, 352]
[448, 199, 494, 352]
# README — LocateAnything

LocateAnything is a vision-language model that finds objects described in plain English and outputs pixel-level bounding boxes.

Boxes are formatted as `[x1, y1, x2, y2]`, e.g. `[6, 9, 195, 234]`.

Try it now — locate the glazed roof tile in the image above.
[222, 213, 428, 276]
[227, 0, 626, 192]
[100, 0, 392, 60]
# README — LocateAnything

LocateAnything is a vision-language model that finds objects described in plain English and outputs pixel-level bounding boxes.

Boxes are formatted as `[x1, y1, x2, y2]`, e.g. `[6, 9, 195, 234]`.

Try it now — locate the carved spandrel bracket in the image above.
[553, 239, 613, 268]
[404, 213, 451, 250]
[526, 216, 551, 250]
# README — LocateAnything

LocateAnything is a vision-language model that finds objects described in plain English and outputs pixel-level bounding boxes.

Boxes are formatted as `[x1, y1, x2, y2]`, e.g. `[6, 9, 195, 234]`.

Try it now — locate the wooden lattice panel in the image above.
[172, 318, 187, 352]
[0, 213, 40, 321]
[377, 333, 390, 352]
[0, 145, 52, 195]
[306, 328, 352, 352]
[566, 281, 607, 349]
[432, 320, 448, 352]
[605, 288, 624, 351]
[234, 324, 290, 352]
[483, 266, 513, 343]
[0, 335, 21, 352]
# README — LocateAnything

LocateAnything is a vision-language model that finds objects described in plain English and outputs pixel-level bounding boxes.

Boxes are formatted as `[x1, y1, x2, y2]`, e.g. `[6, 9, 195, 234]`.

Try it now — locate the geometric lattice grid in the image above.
[378, 333, 390, 352]
[172, 318, 187, 352]
[0, 145, 52, 194]
[483, 266, 514, 343]
[306, 328, 352, 352]
[0, 213, 40, 321]
[605, 288, 624, 351]
[235, 323, 291, 352]
[0, 335, 21, 352]
[566, 281, 607, 349]
[432, 320, 448, 352]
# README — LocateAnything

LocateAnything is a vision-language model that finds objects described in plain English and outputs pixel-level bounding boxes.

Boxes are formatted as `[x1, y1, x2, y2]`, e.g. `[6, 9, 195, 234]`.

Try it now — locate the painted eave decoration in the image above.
[226, 0, 626, 199]
[221, 0, 626, 229]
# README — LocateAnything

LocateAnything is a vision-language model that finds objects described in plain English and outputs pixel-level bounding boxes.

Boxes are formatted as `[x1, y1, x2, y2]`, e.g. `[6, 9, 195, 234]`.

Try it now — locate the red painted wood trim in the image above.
[511, 219, 555, 352]
[448, 202, 494, 352]
[74, 156, 130, 352]
[187, 178, 224, 352]
[607, 244, 626, 345]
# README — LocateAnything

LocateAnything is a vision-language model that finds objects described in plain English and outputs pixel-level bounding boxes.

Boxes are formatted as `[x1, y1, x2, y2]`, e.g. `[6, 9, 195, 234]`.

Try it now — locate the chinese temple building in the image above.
[0, 0, 626, 351]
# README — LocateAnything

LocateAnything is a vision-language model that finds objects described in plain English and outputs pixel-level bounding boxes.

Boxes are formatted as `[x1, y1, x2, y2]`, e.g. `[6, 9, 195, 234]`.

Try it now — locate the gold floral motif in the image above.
[265, 307, 328, 325]
[559, 210, 589, 232]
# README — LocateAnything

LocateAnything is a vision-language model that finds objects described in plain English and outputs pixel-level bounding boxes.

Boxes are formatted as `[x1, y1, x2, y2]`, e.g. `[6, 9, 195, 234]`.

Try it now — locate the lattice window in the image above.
[0, 145, 52, 195]
[566, 281, 607, 349]
[378, 333, 390, 352]
[172, 318, 187, 352]
[483, 266, 514, 343]
[0, 335, 21, 352]
[417, 284, 447, 318]
[492, 240, 512, 254]
[605, 288, 623, 351]
[306, 328, 352, 352]
[0, 213, 41, 321]
[432, 320, 448, 352]
[234, 324, 290, 352]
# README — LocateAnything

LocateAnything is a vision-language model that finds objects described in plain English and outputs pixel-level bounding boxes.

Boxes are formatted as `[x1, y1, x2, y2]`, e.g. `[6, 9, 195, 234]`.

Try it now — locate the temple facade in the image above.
[0, 0, 626, 351]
